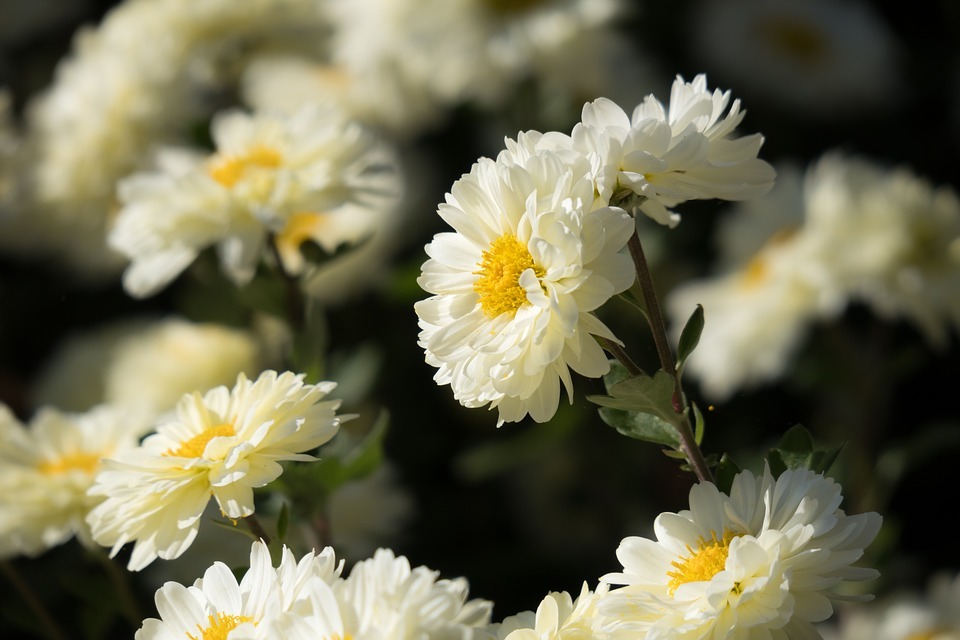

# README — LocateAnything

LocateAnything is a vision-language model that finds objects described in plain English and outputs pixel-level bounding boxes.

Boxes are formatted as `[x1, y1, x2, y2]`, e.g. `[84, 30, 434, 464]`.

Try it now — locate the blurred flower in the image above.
[31, 316, 266, 416]
[87, 370, 345, 571]
[0, 403, 149, 558]
[494, 582, 611, 640]
[600, 466, 882, 640]
[690, 0, 903, 117]
[1, 0, 327, 277]
[570, 74, 775, 226]
[668, 154, 960, 400]
[136, 539, 343, 640]
[326, 464, 415, 558]
[108, 104, 400, 297]
[824, 571, 960, 640]
[415, 142, 634, 426]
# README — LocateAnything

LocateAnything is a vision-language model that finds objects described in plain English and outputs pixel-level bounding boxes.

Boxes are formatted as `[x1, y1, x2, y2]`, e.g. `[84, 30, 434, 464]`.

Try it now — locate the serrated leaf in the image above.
[588, 370, 679, 422]
[676, 304, 704, 373]
[597, 406, 681, 447]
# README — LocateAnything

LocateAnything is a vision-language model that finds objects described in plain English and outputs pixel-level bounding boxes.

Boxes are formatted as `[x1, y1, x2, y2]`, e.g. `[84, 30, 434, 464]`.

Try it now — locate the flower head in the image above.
[109, 104, 400, 297]
[415, 142, 634, 425]
[88, 370, 345, 571]
[571, 74, 775, 226]
[600, 466, 882, 640]
[0, 404, 148, 558]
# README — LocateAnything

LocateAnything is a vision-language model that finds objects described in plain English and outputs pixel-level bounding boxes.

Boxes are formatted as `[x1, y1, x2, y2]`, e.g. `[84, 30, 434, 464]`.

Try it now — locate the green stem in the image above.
[268, 233, 306, 332]
[1, 560, 68, 640]
[627, 230, 714, 484]
[596, 336, 644, 376]
[89, 547, 142, 626]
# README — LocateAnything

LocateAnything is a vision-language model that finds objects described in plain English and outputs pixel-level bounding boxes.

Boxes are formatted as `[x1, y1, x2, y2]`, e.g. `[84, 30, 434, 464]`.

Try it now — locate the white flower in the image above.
[571, 74, 775, 226]
[136, 539, 343, 640]
[31, 316, 265, 416]
[690, 0, 903, 117]
[600, 466, 882, 640]
[799, 154, 960, 347]
[0, 404, 148, 558]
[3, 0, 327, 277]
[497, 582, 611, 640]
[87, 370, 345, 571]
[415, 144, 634, 426]
[109, 104, 400, 297]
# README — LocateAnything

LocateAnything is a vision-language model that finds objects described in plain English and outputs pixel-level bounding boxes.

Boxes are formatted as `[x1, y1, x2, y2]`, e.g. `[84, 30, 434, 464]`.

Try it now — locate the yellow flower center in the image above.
[473, 234, 545, 318]
[208, 145, 283, 188]
[905, 630, 944, 640]
[757, 19, 828, 62]
[37, 452, 102, 476]
[277, 211, 325, 251]
[739, 228, 798, 290]
[165, 424, 236, 458]
[186, 613, 255, 640]
[667, 530, 737, 595]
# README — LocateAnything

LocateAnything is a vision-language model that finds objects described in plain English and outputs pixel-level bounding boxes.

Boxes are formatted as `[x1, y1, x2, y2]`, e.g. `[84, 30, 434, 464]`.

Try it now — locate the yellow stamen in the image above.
[165, 424, 235, 458]
[37, 452, 101, 476]
[186, 613, 254, 640]
[208, 145, 282, 188]
[473, 234, 545, 318]
[666, 530, 737, 595]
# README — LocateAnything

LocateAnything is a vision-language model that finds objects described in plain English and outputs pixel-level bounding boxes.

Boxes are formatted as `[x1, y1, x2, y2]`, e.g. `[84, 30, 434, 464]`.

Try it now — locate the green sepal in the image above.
[676, 304, 704, 376]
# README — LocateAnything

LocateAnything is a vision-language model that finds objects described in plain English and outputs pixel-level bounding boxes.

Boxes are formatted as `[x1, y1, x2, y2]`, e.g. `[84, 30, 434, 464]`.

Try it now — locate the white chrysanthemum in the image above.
[31, 316, 264, 416]
[136, 539, 343, 640]
[326, 0, 622, 113]
[600, 466, 882, 640]
[87, 370, 345, 571]
[415, 144, 635, 426]
[2, 0, 327, 276]
[280, 547, 492, 640]
[0, 404, 149, 558]
[799, 153, 960, 347]
[495, 582, 611, 640]
[571, 74, 775, 226]
[108, 103, 400, 297]
[691, 0, 903, 117]
[823, 571, 960, 640]
[666, 166, 837, 401]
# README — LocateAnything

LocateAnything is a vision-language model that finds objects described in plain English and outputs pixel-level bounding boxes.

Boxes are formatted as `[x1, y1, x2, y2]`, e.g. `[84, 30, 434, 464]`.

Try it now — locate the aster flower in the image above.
[494, 582, 611, 640]
[108, 103, 400, 298]
[600, 466, 882, 640]
[87, 370, 345, 571]
[570, 74, 775, 226]
[136, 539, 342, 640]
[415, 143, 635, 426]
[0, 404, 148, 558]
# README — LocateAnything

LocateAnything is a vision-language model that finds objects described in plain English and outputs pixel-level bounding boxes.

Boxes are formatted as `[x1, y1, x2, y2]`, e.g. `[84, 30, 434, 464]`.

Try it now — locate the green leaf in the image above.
[766, 424, 843, 475]
[676, 304, 704, 374]
[691, 401, 706, 445]
[276, 502, 290, 543]
[713, 454, 741, 494]
[590, 368, 682, 447]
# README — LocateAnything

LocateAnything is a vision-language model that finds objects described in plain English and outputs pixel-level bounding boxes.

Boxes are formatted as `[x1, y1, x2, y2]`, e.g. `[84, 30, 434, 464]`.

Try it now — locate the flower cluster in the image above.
[416, 74, 774, 425]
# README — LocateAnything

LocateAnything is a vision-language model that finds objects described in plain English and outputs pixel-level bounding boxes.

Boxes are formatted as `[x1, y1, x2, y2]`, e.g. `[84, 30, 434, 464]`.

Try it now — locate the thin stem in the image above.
[245, 513, 272, 545]
[627, 230, 714, 484]
[1, 560, 68, 640]
[89, 547, 142, 625]
[267, 233, 306, 332]
[596, 336, 644, 376]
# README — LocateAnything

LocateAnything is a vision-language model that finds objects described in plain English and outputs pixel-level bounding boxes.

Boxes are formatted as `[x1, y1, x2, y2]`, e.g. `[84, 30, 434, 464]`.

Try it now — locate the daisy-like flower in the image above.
[108, 103, 400, 298]
[570, 73, 775, 226]
[494, 582, 611, 640]
[415, 142, 635, 426]
[0, 403, 149, 558]
[136, 539, 342, 640]
[87, 370, 346, 571]
[690, 0, 903, 117]
[599, 465, 882, 640]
